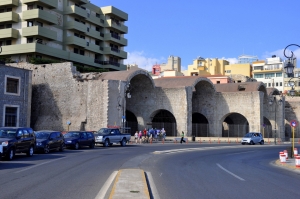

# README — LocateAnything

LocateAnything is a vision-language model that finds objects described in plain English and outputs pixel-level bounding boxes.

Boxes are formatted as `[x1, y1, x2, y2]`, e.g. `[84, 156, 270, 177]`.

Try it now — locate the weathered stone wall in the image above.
[284, 96, 300, 138]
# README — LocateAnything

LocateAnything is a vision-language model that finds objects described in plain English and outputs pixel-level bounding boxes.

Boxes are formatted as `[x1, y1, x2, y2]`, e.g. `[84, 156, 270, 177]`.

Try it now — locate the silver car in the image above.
[241, 132, 264, 145]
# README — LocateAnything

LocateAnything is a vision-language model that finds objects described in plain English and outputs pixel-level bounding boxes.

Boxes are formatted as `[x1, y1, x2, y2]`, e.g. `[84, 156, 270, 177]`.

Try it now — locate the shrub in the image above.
[29, 57, 61, 64]
[75, 65, 108, 73]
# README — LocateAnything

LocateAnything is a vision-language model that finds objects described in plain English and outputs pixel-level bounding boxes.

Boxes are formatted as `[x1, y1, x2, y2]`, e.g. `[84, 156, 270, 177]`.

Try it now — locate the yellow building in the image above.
[224, 63, 252, 77]
[0, 0, 128, 71]
[183, 57, 229, 76]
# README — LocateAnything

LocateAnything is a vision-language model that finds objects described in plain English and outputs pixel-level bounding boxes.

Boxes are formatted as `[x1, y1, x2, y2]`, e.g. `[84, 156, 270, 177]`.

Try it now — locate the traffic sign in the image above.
[290, 120, 298, 127]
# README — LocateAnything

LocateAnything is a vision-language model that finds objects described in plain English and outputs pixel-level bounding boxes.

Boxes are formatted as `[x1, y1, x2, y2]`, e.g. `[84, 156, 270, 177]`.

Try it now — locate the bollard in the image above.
[294, 148, 298, 156]
[279, 151, 284, 159]
[284, 150, 288, 159]
[280, 154, 286, 163]
[295, 156, 300, 167]
[199, 138, 202, 144]
[186, 138, 188, 144]
[209, 138, 211, 144]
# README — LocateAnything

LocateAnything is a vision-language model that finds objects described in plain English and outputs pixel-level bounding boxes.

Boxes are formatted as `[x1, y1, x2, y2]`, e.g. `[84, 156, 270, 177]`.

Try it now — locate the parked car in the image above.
[0, 127, 36, 160]
[94, 128, 131, 147]
[34, 131, 65, 153]
[241, 132, 264, 145]
[64, 131, 95, 149]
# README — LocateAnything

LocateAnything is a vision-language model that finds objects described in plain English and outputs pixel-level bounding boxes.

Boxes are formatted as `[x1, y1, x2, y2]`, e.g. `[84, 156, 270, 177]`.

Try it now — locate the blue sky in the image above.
[95, 0, 300, 71]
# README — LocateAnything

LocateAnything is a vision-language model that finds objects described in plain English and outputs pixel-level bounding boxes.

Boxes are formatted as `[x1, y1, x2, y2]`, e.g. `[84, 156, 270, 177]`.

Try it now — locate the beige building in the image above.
[160, 56, 181, 72]
[224, 63, 252, 78]
[0, 0, 128, 71]
[183, 57, 229, 76]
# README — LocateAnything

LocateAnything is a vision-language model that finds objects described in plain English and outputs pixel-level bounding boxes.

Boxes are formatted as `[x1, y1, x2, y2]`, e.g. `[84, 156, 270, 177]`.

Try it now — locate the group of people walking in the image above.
[134, 127, 166, 144]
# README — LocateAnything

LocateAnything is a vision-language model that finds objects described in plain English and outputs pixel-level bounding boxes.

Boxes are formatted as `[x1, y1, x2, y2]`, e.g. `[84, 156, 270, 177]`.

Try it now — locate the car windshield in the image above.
[64, 132, 80, 138]
[0, 129, 17, 138]
[95, 128, 110, 135]
[35, 132, 50, 139]
[244, 133, 253, 138]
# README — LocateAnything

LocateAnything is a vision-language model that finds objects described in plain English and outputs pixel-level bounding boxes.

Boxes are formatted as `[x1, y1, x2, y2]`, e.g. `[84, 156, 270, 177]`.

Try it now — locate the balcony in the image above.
[65, 20, 87, 33]
[86, 43, 102, 54]
[103, 47, 127, 59]
[64, 5, 87, 19]
[85, 14, 102, 26]
[104, 33, 127, 46]
[22, 26, 57, 41]
[22, 0, 57, 9]
[23, 9, 58, 25]
[0, 0, 19, 7]
[101, 6, 128, 21]
[65, 36, 86, 48]
[94, 60, 126, 70]
[0, 12, 19, 23]
[105, 19, 128, 33]
[0, 28, 18, 39]
[0, 43, 68, 59]
[86, 29, 103, 40]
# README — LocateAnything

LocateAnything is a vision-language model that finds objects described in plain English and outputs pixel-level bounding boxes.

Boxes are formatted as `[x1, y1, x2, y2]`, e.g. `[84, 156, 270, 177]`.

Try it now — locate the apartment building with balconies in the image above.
[0, 0, 128, 71]
[252, 56, 285, 92]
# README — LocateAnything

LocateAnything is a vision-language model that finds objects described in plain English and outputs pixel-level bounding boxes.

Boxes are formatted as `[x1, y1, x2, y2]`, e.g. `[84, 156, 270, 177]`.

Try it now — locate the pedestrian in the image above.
[134, 131, 138, 144]
[138, 131, 142, 144]
[143, 128, 147, 138]
[154, 128, 158, 141]
[180, 131, 186, 144]
[161, 128, 166, 141]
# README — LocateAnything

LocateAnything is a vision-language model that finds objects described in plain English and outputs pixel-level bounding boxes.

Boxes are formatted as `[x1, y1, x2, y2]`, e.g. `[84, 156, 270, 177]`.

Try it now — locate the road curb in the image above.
[273, 159, 300, 174]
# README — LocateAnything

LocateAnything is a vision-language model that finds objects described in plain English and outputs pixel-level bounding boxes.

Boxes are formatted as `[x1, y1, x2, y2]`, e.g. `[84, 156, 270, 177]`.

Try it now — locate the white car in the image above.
[241, 132, 264, 145]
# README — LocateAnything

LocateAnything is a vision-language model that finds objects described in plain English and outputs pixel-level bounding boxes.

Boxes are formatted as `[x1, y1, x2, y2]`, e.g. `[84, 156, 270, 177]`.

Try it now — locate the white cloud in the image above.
[262, 48, 300, 61]
[222, 57, 238, 64]
[124, 51, 166, 71]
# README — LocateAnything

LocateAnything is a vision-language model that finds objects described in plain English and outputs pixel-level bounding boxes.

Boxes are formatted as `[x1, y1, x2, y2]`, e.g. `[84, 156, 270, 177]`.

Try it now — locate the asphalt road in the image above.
[0, 143, 299, 199]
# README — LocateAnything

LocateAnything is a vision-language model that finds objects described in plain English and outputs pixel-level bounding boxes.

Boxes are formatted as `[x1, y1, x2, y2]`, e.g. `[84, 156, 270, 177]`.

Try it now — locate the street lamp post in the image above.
[269, 96, 282, 145]
[283, 44, 300, 97]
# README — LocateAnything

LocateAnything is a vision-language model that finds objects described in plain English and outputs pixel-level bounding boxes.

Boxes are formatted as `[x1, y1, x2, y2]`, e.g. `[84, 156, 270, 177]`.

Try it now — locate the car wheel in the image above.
[44, 145, 50, 154]
[103, 139, 109, 147]
[121, 138, 126, 147]
[27, 146, 34, 157]
[109, 143, 113, 146]
[90, 142, 95, 149]
[260, 140, 264, 145]
[241, 143, 245, 145]
[59, 143, 65, 152]
[74, 142, 79, 150]
[6, 148, 15, 160]
[250, 141, 254, 145]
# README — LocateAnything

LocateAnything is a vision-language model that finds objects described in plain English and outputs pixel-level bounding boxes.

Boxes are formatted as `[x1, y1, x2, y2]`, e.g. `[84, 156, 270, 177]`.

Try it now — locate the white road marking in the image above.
[217, 163, 245, 181]
[15, 157, 66, 173]
[153, 146, 238, 154]
[95, 171, 118, 199]
[146, 171, 160, 199]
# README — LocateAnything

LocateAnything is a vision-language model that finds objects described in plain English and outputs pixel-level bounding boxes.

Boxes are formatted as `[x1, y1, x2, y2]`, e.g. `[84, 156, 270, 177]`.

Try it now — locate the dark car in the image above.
[34, 131, 65, 153]
[64, 131, 95, 149]
[0, 127, 36, 160]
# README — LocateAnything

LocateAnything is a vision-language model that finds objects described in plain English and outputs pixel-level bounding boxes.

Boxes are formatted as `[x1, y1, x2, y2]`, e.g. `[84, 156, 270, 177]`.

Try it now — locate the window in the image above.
[268, 83, 271, 87]
[276, 73, 282, 77]
[79, 35, 85, 39]
[96, 13, 100, 18]
[0, 9, 5, 13]
[0, 25, 4, 29]
[27, 37, 33, 43]
[96, 26, 100, 32]
[5, 76, 20, 95]
[6, 40, 11, 45]
[276, 82, 278, 86]
[254, 74, 263, 78]
[37, 5, 43, 10]
[74, 48, 79, 54]
[36, 21, 43, 27]
[36, 39, 43, 44]
[265, 73, 275, 78]
[4, 106, 19, 127]
[79, 49, 84, 55]
[87, 42, 89, 46]
[75, 18, 80, 22]
[81, 133, 87, 138]
[280, 82, 283, 86]
[6, 24, 12, 28]
[87, 27, 89, 32]
[217, 81, 220, 84]
[6, 8, 12, 12]
[198, 61, 202, 66]
[27, 21, 34, 27]
[17, 130, 23, 137]
[50, 133, 56, 139]
[27, 4, 34, 10]
[95, 40, 100, 45]
[23, 129, 29, 138]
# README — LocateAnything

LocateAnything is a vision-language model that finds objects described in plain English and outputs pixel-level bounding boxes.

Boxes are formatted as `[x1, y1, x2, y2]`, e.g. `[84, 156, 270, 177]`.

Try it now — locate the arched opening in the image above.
[125, 110, 138, 136]
[222, 113, 249, 137]
[151, 109, 177, 136]
[192, 113, 209, 137]
[263, 117, 272, 138]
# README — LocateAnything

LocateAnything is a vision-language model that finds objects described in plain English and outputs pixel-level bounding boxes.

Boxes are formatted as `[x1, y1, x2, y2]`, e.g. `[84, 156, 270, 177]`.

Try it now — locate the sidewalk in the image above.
[274, 157, 300, 173]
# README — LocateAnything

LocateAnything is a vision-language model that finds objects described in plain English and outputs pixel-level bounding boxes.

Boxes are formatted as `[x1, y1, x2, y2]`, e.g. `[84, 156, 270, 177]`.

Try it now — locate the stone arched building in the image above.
[7, 62, 286, 139]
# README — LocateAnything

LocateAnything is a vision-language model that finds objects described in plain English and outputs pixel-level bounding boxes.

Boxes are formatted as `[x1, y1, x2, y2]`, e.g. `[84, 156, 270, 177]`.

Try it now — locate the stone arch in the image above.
[127, 70, 155, 89]
[257, 83, 269, 104]
[221, 112, 249, 137]
[150, 109, 177, 136]
[192, 112, 209, 137]
[263, 116, 272, 138]
[193, 78, 216, 93]
[126, 110, 138, 136]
